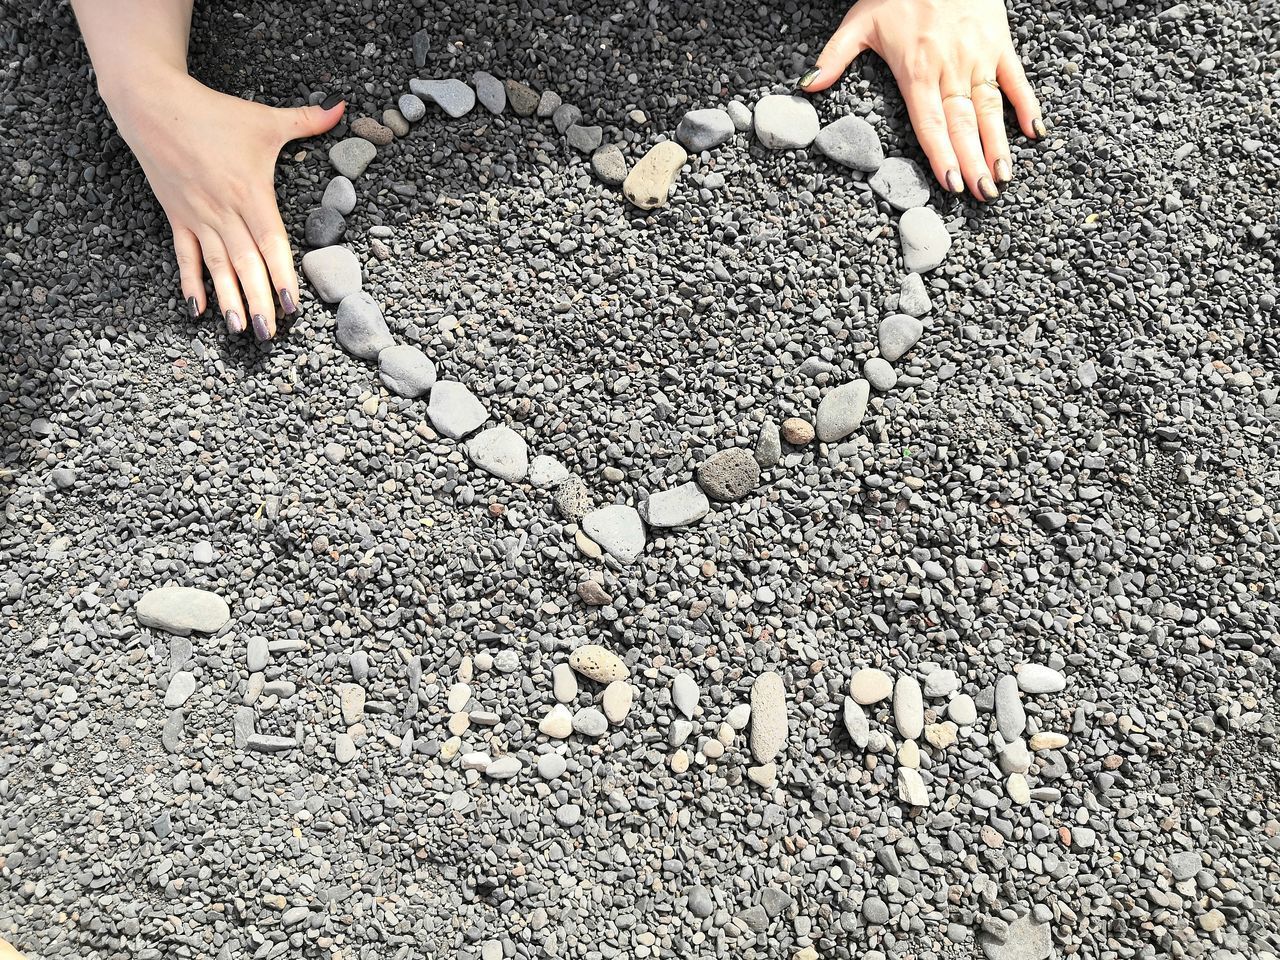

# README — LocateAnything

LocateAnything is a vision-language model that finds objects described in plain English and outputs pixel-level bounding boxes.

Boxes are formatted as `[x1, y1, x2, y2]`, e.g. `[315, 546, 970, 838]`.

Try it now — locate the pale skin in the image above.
[71, 0, 1040, 341]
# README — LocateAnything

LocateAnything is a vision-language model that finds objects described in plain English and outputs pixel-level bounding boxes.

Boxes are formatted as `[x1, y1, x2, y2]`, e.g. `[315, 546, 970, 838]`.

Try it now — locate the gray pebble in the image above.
[815, 115, 884, 172]
[815, 380, 870, 442]
[321, 176, 356, 215]
[378, 344, 437, 398]
[753, 94, 820, 150]
[397, 93, 426, 122]
[869, 157, 931, 210]
[472, 71, 506, 114]
[676, 108, 735, 152]
[328, 137, 377, 178]
[427, 381, 489, 440]
[301, 245, 361, 303]
[696, 447, 761, 502]
[335, 292, 393, 360]
[466, 425, 530, 482]
[878, 314, 924, 362]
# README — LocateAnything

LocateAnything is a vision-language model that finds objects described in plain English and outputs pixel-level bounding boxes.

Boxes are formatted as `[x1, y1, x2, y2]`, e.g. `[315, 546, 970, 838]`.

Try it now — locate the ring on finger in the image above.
[942, 92, 972, 104]
[975, 78, 1000, 92]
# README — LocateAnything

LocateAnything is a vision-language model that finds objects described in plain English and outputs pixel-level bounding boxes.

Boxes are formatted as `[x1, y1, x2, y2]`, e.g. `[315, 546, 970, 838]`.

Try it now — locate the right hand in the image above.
[106, 72, 344, 338]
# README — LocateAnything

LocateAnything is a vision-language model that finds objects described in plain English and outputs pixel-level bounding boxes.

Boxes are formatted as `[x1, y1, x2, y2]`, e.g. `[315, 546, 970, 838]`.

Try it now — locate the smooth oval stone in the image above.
[466, 426, 530, 482]
[378, 344, 437, 397]
[623, 141, 688, 210]
[328, 137, 377, 178]
[894, 675, 924, 740]
[321, 176, 357, 215]
[676, 108, 735, 152]
[863, 357, 897, 392]
[301, 246, 361, 303]
[816, 380, 870, 442]
[397, 93, 426, 122]
[335, 292, 393, 360]
[137, 586, 230, 636]
[505, 79, 540, 116]
[590, 143, 628, 186]
[472, 70, 506, 114]
[602, 681, 634, 723]
[568, 644, 629, 683]
[899, 205, 952, 273]
[753, 95, 820, 150]
[305, 206, 345, 248]
[815, 115, 884, 172]
[878, 314, 924, 362]
[749, 671, 787, 763]
[850, 668, 893, 705]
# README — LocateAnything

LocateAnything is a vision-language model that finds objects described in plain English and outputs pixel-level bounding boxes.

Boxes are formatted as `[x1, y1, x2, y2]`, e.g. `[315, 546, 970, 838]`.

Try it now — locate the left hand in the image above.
[800, 0, 1045, 201]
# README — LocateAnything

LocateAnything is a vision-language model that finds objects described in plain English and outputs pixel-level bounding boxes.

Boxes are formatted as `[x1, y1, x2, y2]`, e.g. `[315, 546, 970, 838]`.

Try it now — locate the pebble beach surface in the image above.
[2, 2, 1279, 960]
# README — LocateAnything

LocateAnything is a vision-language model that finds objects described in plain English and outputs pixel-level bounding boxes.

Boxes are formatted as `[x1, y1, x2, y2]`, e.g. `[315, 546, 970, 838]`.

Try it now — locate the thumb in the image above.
[799, 5, 873, 94]
[279, 95, 346, 143]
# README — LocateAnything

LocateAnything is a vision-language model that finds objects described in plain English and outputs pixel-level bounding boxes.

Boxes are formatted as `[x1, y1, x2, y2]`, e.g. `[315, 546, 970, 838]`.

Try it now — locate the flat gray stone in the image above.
[688, 886, 715, 919]
[247, 733, 294, 754]
[321, 176, 356, 215]
[900, 206, 952, 272]
[137, 586, 230, 636]
[161, 711, 183, 753]
[995, 676, 1027, 740]
[552, 103, 582, 134]
[566, 123, 603, 153]
[978, 913, 1054, 960]
[233, 706, 255, 748]
[949, 694, 978, 726]
[472, 71, 505, 114]
[726, 100, 753, 131]
[582, 504, 646, 564]
[409, 78, 475, 118]
[335, 733, 357, 764]
[1169, 851, 1202, 882]
[755, 419, 782, 467]
[164, 671, 195, 708]
[528, 455, 569, 488]
[696, 447, 760, 502]
[304, 205, 345, 248]
[505, 79, 539, 116]
[328, 137, 376, 178]
[676, 108, 735, 152]
[246, 636, 268, 672]
[863, 357, 897, 392]
[466, 426, 529, 482]
[750, 671, 787, 763]
[427, 381, 489, 440]
[302, 246, 361, 303]
[879, 313, 924, 362]
[753, 94, 820, 150]
[870, 157, 931, 210]
[335, 292, 393, 360]
[1017, 664, 1067, 694]
[843, 697, 869, 749]
[894, 675, 924, 740]
[397, 93, 426, 122]
[378, 344, 437, 397]
[536, 89, 561, 118]
[485, 755, 522, 779]
[815, 380, 870, 442]
[641, 482, 710, 528]
[815, 115, 884, 172]
[590, 143, 628, 186]
[672, 673, 699, 718]
[899, 272, 932, 316]
[572, 707, 609, 737]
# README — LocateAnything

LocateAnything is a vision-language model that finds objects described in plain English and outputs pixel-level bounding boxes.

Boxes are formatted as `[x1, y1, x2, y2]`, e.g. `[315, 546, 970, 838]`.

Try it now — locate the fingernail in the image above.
[1032, 117, 1047, 139]
[978, 176, 999, 201]
[187, 296, 199, 318]
[280, 288, 297, 315]
[797, 66, 822, 90]
[226, 310, 244, 334]
[945, 170, 964, 194]
[994, 159, 1012, 184]
[252, 313, 271, 341]
[320, 92, 345, 110]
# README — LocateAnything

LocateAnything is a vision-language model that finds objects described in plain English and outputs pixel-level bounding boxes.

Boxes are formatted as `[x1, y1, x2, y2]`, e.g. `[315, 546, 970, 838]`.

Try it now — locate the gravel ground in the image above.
[3, 2, 1279, 959]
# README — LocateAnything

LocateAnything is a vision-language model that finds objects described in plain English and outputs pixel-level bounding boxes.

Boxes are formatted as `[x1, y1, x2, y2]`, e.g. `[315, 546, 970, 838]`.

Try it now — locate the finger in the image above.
[197, 227, 248, 335]
[244, 198, 299, 318]
[971, 76, 1012, 185]
[278, 93, 347, 144]
[900, 81, 964, 194]
[221, 218, 278, 342]
[941, 85, 997, 201]
[997, 47, 1045, 140]
[173, 227, 206, 318]
[799, 4, 872, 93]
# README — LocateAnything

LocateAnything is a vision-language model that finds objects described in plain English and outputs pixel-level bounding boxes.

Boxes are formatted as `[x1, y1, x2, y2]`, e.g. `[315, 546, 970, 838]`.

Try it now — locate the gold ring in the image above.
[942, 92, 972, 104]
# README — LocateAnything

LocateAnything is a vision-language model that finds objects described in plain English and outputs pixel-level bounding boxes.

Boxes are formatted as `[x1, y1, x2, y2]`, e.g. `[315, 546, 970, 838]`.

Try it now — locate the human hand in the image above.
[799, 0, 1045, 201]
[106, 71, 344, 338]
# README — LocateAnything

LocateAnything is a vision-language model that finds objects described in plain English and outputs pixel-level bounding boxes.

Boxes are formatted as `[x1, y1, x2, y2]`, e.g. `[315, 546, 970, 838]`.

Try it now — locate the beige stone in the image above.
[623, 141, 688, 210]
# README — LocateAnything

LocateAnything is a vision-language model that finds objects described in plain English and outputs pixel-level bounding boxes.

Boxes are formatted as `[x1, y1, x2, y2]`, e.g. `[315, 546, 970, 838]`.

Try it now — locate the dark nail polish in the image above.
[945, 170, 964, 194]
[320, 92, 345, 110]
[1032, 118, 1047, 139]
[994, 159, 1012, 184]
[797, 66, 822, 90]
[252, 313, 271, 341]
[187, 296, 199, 318]
[279, 288, 297, 315]
[978, 177, 999, 201]
[226, 310, 244, 334]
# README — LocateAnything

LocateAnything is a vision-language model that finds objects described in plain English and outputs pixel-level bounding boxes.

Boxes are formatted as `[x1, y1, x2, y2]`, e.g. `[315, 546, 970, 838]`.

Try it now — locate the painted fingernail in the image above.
[1032, 117, 1047, 139]
[252, 313, 271, 341]
[187, 296, 199, 318]
[978, 176, 999, 201]
[320, 91, 345, 110]
[226, 310, 244, 335]
[797, 66, 822, 90]
[945, 170, 964, 194]
[994, 159, 1012, 184]
[280, 288, 297, 315]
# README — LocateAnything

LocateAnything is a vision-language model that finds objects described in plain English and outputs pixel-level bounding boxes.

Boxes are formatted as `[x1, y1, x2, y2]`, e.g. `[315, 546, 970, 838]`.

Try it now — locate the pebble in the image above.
[696, 447, 761, 501]
[528, 455, 569, 487]
[815, 380, 870, 442]
[754, 419, 782, 466]
[573, 707, 609, 737]
[447, 683, 472, 712]
[672, 673, 699, 718]
[164, 671, 195, 709]
[466, 426, 530, 482]
[505, 80, 539, 116]
[688, 886, 714, 919]
[753, 94, 820, 150]
[305, 206, 345, 247]
[247, 734, 294, 754]
[246, 636, 268, 672]
[869, 157, 931, 209]
[349, 116, 393, 146]
[863, 897, 890, 925]
[862, 357, 897, 392]
[397, 93, 426, 122]
[335, 292, 393, 360]
[321, 176, 357, 215]
[301, 246, 361, 303]
[602, 681, 634, 723]
[676, 108, 735, 152]
[995, 676, 1026, 740]
[427, 381, 489, 440]
[623, 141, 688, 210]
[850, 668, 893, 704]
[484, 756, 522, 780]
[136, 587, 230, 636]
[539, 704, 573, 739]
[590, 143, 628, 186]
[897, 767, 928, 806]
[581, 504, 646, 563]
[537, 753, 567, 779]
[382, 107, 409, 136]
[749, 671, 787, 764]
[726, 100, 753, 130]
[568, 644, 629, 683]
[1017, 664, 1067, 694]
[726, 704, 751, 730]
[552, 664, 578, 703]
[377, 344, 436, 397]
[878, 314, 924, 362]
[898, 272, 932, 316]
[334, 733, 357, 764]
[552, 476, 590, 521]
[843, 697, 869, 748]
[948, 694, 976, 726]
[925, 721, 958, 749]
[552, 103, 582, 134]
[780, 417, 814, 445]
[979, 913, 1052, 960]
[566, 124, 603, 153]
[409, 78, 475, 118]
[641, 482, 710, 528]
[815, 115, 884, 171]
[328, 137, 377, 178]
[471, 71, 505, 114]
[536, 89, 561, 118]
[893, 675, 924, 740]
[747, 763, 777, 789]
[899, 206, 952, 273]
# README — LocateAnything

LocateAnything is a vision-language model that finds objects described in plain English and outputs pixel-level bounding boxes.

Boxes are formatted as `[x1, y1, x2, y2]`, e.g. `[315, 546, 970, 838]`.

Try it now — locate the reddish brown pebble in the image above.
[781, 417, 815, 445]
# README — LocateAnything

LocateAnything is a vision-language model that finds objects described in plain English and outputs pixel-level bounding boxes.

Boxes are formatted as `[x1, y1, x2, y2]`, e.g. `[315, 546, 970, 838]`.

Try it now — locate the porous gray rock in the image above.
[676, 108, 735, 152]
[590, 143, 628, 186]
[377, 344, 437, 398]
[815, 380, 870, 442]
[582, 504, 646, 563]
[623, 141, 687, 210]
[335, 292, 393, 360]
[899, 205, 952, 272]
[466, 426, 530, 482]
[137, 587, 230, 636]
[409, 78, 476, 118]
[695, 447, 760, 502]
[472, 71, 505, 114]
[879, 314, 924, 362]
[995, 676, 1027, 740]
[552, 476, 590, 521]
[641, 482, 710, 528]
[899, 272, 932, 316]
[427, 381, 489, 439]
[750, 672, 787, 764]
[328, 137, 377, 178]
[302, 246, 361, 303]
[305, 206, 345, 247]
[870, 157, 931, 209]
[815, 115, 884, 171]
[753, 95, 820, 150]
[321, 176, 356, 215]
[349, 116, 393, 146]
